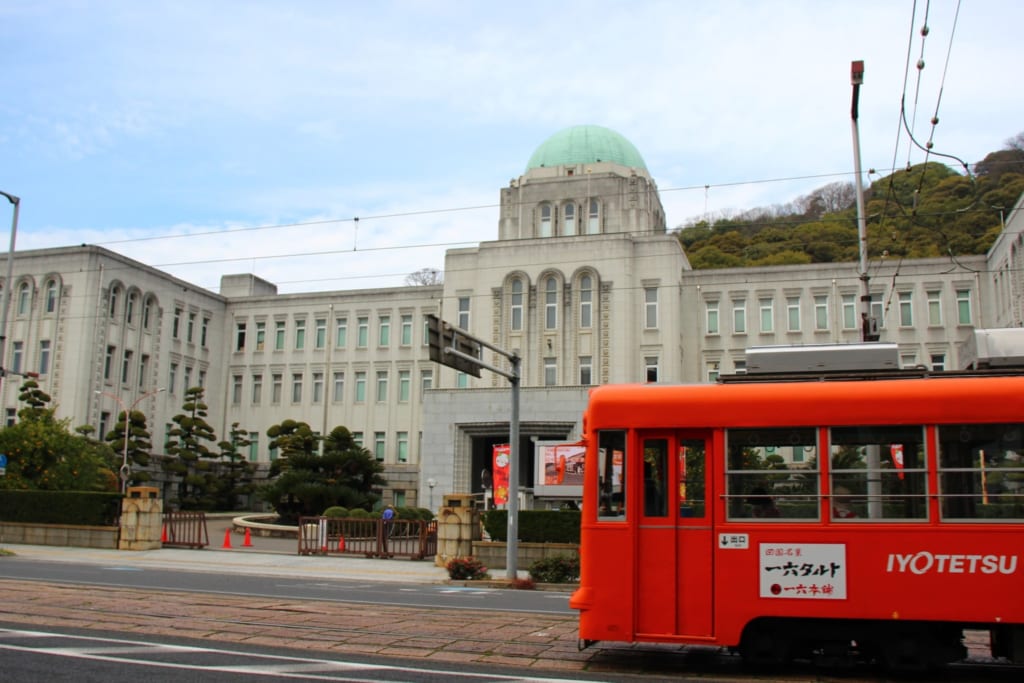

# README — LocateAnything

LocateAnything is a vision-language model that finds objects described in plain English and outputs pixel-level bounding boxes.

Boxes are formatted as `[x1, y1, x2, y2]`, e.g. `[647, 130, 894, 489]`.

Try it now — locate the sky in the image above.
[2, 1, 1022, 294]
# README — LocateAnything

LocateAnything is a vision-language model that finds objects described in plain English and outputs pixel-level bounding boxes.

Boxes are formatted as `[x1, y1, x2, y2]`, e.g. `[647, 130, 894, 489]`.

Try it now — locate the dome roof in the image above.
[525, 125, 647, 172]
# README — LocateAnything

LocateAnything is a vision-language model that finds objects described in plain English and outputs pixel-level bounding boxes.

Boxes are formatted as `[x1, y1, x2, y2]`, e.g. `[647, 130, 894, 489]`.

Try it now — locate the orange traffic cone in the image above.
[337, 535, 345, 552]
[222, 528, 233, 549]
[161, 525, 168, 543]
[243, 528, 253, 547]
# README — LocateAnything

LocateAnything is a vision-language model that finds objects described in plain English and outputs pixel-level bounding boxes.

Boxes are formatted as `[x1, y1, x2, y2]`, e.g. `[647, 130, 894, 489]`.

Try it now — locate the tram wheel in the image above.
[739, 622, 791, 667]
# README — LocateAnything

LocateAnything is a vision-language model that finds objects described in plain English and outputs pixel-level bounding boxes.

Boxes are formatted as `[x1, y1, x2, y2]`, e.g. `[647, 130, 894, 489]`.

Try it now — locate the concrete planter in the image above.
[470, 540, 578, 570]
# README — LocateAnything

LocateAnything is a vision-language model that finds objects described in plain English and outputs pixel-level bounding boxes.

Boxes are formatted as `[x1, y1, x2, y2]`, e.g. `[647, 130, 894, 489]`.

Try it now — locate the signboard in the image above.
[0, 453, 6, 476]
[533, 441, 584, 498]
[492, 444, 510, 505]
[759, 543, 847, 600]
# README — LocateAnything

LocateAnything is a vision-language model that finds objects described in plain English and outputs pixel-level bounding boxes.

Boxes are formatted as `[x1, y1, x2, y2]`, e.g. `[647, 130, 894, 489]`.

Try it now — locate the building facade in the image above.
[1, 125, 1018, 510]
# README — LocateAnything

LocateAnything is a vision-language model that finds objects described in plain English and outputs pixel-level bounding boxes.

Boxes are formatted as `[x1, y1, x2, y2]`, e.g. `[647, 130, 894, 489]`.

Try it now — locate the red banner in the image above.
[492, 444, 510, 505]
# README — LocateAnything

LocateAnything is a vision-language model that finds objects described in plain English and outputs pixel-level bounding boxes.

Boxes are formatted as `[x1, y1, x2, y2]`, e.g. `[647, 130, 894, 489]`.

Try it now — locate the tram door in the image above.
[636, 431, 714, 639]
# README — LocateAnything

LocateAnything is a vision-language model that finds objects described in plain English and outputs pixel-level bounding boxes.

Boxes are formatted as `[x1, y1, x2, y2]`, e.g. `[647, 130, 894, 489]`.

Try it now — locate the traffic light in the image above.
[425, 314, 482, 377]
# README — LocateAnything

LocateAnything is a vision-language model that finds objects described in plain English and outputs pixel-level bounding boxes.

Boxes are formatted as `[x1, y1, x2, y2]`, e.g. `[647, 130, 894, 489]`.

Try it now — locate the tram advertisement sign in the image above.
[492, 444, 510, 505]
[759, 543, 847, 599]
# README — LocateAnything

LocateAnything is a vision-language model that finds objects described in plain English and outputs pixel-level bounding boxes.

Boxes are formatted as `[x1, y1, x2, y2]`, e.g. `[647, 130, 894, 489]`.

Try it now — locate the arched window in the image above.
[17, 282, 30, 315]
[579, 275, 593, 328]
[511, 279, 523, 331]
[126, 292, 136, 324]
[587, 199, 600, 234]
[563, 203, 576, 235]
[109, 286, 120, 318]
[545, 277, 558, 329]
[539, 204, 553, 237]
[45, 280, 58, 314]
[142, 296, 153, 329]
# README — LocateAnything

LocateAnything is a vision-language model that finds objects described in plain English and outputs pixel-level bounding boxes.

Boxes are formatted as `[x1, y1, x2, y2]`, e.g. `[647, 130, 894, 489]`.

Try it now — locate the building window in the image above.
[926, 290, 942, 326]
[457, 372, 469, 388]
[899, 291, 913, 327]
[142, 297, 152, 329]
[198, 369, 206, 388]
[579, 275, 592, 328]
[587, 199, 600, 234]
[706, 361, 720, 383]
[374, 432, 386, 461]
[232, 375, 243, 405]
[545, 278, 558, 329]
[355, 371, 366, 402]
[315, 318, 326, 349]
[335, 317, 347, 348]
[645, 356, 659, 383]
[400, 314, 413, 345]
[706, 301, 719, 335]
[539, 203, 553, 237]
[814, 295, 829, 331]
[125, 292, 135, 324]
[255, 322, 266, 351]
[252, 374, 262, 404]
[187, 312, 195, 342]
[236, 322, 246, 351]
[352, 432, 363, 447]
[98, 412, 109, 438]
[511, 279, 523, 331]
[544, 357, 557, 386]
[312, 372, 323, 404]
[786, 296, 800, 332]
[45, 280, 58, 313]
[333, 372, 345, 402]
[121, 350, 133, 384]
[138, 354, 149, 387]
[357, 317, 369, 348]
[579, 356, 592, 385]
[291, 373, 303, 403]
[378, 315, 390, 347]
[870, 299, 885, 329]
[201, 317, 209, 346]
[644, 287, 658, 329]
[458, 297, 470, 330]
[173, 307, 182, 338]
[102, 345, 113, 380]
[271, 374, 282, 403]
[376, 370, 388, 402]
[759, 297, 774, 333]
[397, 432, 409, 463]
[399, 370, 411, 402]
[841, 295, 856, 329]
[275, 321, 286, 350]
[732, 300, 746, 334]
[248, 433, 260, 462]
[421, 369, 433, 392]
[107, 285, 118, 318]
[168, 363, 177, 394]
[931, 354, 946, 371]
[38, 340, 50, 375]
[295, 318, 306, 349]
[563, 203, 576, 235]
[956, 289, 972, 325]
[183, 366, 192, 391]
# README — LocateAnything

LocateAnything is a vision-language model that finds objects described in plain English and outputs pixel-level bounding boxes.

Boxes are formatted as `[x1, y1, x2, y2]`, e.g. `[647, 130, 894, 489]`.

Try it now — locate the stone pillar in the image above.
[119, 486, 163, 550]
[435, 493, 481, 566]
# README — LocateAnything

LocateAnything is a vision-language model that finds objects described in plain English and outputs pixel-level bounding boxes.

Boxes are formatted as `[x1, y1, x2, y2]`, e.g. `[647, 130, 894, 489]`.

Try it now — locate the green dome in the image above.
[526, 125, 647, 172]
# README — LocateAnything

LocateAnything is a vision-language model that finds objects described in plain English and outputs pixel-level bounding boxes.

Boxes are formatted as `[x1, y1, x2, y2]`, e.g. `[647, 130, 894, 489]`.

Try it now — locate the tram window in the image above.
[726, 427, 819, 520]
[598, 430, 627, 520]
[679, 439, 706, 518]
[938, 423, 1024, 521]
[643, 439, 668, 517]
[830, 425, 927, 521]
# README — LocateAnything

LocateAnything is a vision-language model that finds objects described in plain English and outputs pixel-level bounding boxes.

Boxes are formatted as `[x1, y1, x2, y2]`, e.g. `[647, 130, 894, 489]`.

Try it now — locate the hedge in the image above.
[481, 509, 580, 543]
[0, 490, 123, 526]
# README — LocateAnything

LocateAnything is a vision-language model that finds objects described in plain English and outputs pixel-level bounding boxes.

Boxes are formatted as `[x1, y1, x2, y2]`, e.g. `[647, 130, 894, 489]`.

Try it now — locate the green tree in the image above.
[0, 379, 115, 491]
[259, 422, 386, 524]
[103, 405, 157, 488]
[163, 386, 219, 509]
[214, 422, 257, 510]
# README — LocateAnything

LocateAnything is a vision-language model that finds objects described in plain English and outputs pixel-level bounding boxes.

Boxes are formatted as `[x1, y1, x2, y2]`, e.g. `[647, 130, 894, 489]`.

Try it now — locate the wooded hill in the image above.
[675, 134, 1024, 269]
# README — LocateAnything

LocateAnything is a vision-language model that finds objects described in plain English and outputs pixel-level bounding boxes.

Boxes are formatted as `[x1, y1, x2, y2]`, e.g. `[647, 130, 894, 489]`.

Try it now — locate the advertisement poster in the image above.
[492, 444, 510, 506]
[759, 543, 847, 600]
[542, 444, 585, 486]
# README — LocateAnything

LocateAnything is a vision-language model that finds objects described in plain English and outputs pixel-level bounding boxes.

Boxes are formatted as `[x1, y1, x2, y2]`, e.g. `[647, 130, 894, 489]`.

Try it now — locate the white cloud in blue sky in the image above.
[2, 1, 1021, 292]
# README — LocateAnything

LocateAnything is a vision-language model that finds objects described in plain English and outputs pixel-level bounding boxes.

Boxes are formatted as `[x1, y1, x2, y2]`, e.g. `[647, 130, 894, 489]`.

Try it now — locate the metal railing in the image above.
[161, 511, 209, 548]
[297, 517, 437, 560]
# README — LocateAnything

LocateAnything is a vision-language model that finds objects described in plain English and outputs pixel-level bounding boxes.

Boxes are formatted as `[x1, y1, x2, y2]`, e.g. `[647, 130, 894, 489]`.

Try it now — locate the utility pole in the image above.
[850, 60, 878, 342]
[426, 314, 523, 579]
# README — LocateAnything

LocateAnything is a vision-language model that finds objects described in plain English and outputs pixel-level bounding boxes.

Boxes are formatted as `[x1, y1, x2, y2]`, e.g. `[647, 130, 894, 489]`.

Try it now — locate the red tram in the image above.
[569, 366, 1024, 668]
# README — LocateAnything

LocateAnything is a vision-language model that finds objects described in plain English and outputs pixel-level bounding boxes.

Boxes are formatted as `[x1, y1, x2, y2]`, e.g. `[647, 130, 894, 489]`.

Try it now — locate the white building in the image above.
[0, 126, 1017, 510]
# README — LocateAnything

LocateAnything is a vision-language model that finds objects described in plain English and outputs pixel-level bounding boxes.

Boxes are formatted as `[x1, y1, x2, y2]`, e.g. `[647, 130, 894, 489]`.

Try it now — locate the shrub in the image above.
[529, 554, 580, 584]
[446, 556, 490, 580]
[482, 509, 580, 543]
[322, 506, 349, 518]
[510, 577, 536, 590]
[347, 508, 371, 519]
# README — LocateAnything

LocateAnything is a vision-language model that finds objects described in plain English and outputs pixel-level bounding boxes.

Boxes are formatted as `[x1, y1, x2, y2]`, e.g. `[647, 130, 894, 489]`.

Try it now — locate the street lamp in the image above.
[96, 388, 165, 494]
[0, 191, 19, 385]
